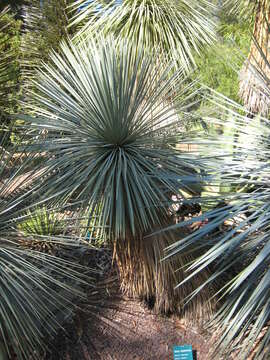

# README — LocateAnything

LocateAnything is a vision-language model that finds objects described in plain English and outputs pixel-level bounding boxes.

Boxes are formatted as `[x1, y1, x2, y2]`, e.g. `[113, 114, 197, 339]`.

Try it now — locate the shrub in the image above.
[21, 37, 212, 315]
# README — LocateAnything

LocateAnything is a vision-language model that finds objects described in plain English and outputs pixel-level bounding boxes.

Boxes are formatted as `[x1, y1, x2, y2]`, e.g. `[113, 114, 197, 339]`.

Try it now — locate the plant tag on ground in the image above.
[173, 345, 193, 360]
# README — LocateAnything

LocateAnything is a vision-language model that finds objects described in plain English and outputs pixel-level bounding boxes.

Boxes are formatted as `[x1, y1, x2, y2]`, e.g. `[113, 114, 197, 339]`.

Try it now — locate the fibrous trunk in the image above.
[113, 225, 213, 321]
[239, 0, 270, 115]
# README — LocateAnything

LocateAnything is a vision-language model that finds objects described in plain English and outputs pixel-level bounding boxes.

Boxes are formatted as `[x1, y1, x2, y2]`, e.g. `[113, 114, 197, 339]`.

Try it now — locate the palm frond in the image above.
[1, 235, 90, 360]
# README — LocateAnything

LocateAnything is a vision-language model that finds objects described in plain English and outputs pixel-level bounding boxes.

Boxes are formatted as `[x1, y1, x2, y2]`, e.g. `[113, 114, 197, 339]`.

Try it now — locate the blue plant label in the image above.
[173, 345, 193, 360]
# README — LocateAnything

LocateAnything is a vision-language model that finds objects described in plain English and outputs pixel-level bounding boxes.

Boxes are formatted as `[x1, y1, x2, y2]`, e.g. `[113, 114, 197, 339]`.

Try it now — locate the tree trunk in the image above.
[113, 223, 214, 321]
[239, 0, 270, 115]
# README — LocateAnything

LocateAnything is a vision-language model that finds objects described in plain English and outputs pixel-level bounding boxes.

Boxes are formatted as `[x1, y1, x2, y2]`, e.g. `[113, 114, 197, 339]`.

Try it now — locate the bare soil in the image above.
[46, 296, 210, 360]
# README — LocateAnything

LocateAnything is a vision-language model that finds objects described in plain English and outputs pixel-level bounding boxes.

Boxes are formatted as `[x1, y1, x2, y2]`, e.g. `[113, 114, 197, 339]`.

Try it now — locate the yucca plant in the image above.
[17, 206, 70, 255]
[0, 135, 96, 360]
[162, 58, 270, 358]
[70, 0, 216, 71]
[19, 37, 213, 315]
[0, 9, 95, 359]
[18, 206, 66, 236]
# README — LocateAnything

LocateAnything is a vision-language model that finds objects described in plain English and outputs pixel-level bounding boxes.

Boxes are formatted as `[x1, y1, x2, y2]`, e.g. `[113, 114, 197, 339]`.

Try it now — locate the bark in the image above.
[113, 222, 214, 320]
[239, 0, 270, 115]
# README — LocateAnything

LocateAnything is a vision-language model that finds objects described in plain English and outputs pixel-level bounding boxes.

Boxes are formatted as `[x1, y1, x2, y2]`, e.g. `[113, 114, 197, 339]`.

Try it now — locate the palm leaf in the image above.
[0, 124, 98, 360]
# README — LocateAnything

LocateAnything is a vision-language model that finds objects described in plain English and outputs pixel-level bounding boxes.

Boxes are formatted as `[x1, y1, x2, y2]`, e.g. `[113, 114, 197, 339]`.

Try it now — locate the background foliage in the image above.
[194, 9, 251, 102]
[0, 11, 21, 117]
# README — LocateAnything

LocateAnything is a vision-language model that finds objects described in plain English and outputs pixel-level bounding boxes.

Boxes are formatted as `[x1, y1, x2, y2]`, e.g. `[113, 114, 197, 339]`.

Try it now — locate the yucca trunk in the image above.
[239, 0, 270, 115]
[113, 223, 213, 320]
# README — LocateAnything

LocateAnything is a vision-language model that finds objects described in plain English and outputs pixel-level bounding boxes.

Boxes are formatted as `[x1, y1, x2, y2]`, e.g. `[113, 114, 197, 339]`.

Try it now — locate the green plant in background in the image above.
[193, 7, 251, 103]
[0, 1, 26, 13]
[9, 0, 77, 143]
[18, 206, 66, 237]
[21, 0, 76, 89]
[194, 44, 242, 102]
[0, 8, 22, 119]
[20, 37, 214, 316]
[71, 0, 217, 71]
[17, 206, 69, 254]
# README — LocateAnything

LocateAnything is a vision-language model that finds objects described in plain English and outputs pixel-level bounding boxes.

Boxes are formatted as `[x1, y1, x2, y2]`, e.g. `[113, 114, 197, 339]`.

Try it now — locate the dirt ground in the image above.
[43, 246, 212, 360]
[46, 296, 210, 360]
